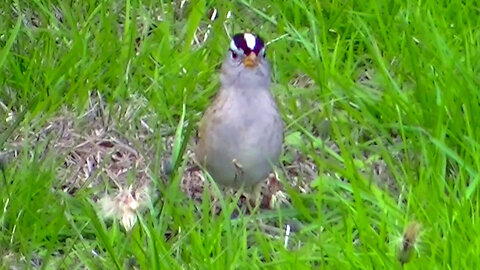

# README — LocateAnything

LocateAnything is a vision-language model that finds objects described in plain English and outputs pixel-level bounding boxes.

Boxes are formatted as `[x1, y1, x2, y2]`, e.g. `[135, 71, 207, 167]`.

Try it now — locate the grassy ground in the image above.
[1, 0, 480, 268]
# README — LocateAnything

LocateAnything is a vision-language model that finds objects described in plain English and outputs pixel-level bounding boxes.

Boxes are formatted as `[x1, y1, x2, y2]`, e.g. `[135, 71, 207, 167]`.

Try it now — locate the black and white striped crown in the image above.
[230, 32, 265, 56]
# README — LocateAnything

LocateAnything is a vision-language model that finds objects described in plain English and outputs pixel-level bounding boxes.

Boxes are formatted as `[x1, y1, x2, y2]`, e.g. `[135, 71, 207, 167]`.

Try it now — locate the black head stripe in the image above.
[231, 33, 265, 56]
[253, 36, 265, 55]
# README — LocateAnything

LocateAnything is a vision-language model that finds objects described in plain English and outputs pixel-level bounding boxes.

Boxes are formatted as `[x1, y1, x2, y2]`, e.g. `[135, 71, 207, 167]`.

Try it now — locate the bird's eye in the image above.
[230, 50, 238, 59]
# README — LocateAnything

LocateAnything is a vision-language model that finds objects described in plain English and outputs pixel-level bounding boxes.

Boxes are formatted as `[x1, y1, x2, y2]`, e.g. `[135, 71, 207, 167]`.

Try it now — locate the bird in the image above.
[195, 32, 284, 205]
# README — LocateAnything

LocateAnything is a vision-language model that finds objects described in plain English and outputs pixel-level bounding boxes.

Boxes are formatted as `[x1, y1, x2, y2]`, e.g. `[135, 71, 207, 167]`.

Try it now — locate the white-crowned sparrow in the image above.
[195, 32, 284, 202]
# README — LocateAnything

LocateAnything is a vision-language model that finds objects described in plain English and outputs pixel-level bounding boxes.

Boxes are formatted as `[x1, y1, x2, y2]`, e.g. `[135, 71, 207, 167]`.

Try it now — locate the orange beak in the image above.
[243, 52, 258, 68]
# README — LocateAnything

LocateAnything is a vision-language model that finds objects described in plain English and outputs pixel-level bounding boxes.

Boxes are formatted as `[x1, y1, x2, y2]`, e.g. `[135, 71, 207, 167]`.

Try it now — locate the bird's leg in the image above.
[231, 159, 264, 211]
[252, 181, 263, 205]
[232, 158, 244, 181]
[245, 181, 264, 212]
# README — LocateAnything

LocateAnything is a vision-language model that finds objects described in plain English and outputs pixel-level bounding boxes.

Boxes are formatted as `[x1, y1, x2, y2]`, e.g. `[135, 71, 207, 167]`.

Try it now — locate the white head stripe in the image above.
[244, 33, 256, 49]
[259, 47, 265, 56]
[230, 39, 237, 51]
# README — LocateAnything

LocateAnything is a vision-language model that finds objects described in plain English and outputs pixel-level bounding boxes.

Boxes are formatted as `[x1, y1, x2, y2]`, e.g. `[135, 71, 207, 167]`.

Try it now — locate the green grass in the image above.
[1, 0, 480, 268]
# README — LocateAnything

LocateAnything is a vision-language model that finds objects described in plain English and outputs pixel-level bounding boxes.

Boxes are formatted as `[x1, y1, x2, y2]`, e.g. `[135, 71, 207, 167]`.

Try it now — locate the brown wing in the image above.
[194, 90, 229, 165]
